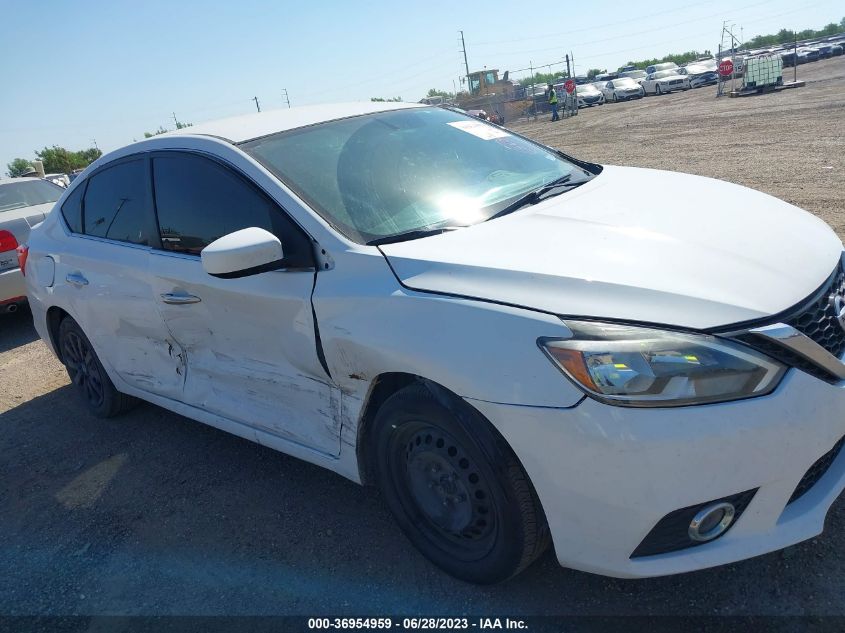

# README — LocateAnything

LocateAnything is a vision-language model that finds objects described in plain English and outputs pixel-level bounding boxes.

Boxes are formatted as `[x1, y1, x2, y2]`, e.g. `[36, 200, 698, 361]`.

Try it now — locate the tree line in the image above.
[6, 146, 102, 178]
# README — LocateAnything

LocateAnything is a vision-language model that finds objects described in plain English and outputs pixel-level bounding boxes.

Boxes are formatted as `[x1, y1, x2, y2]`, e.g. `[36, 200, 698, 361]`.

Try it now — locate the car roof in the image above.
[162, 101, 423, 144]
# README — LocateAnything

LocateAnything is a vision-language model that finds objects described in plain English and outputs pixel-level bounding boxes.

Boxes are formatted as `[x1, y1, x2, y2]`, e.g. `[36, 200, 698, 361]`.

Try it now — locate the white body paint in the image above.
[23, 103, 845, 578]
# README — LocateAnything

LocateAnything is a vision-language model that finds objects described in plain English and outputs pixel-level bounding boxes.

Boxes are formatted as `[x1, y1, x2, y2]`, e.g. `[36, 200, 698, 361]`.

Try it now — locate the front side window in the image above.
[152, 153, 313, 266]
[242, 107, 590, 244]
[0, 180, 63, 213]
[83, 160, 149, 245]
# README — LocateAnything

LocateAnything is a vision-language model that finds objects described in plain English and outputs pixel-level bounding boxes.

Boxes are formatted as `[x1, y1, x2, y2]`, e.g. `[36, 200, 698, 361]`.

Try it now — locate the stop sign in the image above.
[718, 59, 734, 76]
[564, 79, 576, 94]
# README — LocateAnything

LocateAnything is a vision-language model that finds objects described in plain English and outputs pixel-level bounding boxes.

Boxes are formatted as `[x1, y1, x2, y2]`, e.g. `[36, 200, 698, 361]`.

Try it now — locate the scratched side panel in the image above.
[150, 252, 341, 455]
[311, 248, 584, 463]
[50, 232, 185, 399]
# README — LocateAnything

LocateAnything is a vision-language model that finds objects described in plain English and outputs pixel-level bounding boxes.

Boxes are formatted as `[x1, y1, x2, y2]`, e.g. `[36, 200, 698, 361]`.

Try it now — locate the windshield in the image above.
[0, 180, 63, 213]
[580, 85, 599, 93]
[622, 70, 646, 79]
[615, 78, 639, 87]
[652, 70, 679, 79]
[242, 107, 587, 244]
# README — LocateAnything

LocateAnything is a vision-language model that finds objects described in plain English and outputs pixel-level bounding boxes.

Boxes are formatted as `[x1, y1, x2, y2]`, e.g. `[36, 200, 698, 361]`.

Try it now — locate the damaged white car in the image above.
[22, 103, 845, 583]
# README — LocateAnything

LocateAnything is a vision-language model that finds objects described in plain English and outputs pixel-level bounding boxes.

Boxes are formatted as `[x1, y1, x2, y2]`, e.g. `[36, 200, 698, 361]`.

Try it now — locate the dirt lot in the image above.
[513, 57, 845, 237]
[1, 57, 844, 617]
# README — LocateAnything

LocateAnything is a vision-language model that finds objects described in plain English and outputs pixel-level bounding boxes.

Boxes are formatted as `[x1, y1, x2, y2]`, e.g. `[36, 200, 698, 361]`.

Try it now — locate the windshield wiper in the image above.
[484, 174, 584, 223]
[366, 226, 464, 246]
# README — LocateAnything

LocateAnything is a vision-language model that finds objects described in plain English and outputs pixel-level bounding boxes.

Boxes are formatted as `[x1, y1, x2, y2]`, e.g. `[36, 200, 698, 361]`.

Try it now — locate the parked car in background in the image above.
[618, 69, 648, 84]
[645, 61, 678, 75]
[677, 64, 718, 88]
[0, 178, 65, 313]
[781, 50, 797, 67]
[832, 44, 843, 56]
[642, 69, 691, 95]
[815, 44, 834, 59]
[600, 77, 645, 102]
[575, 83, 605, 107]
[22, 102, 845, 584]
[797, 47, 820, 63]
[44, 173, 70, 188]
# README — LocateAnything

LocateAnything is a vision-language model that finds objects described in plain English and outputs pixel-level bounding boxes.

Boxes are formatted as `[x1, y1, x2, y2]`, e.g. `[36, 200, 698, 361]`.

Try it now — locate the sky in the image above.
[0, 0, 841, 171]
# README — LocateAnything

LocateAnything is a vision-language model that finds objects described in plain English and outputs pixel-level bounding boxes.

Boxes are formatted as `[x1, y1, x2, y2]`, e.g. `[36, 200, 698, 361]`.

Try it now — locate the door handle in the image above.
[160, 293, 202, 305]
[66, 272, 88, 288]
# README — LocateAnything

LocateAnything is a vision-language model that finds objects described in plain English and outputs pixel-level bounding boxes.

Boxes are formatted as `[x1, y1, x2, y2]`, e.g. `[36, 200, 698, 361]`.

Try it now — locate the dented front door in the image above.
[149, 251, 341, 456]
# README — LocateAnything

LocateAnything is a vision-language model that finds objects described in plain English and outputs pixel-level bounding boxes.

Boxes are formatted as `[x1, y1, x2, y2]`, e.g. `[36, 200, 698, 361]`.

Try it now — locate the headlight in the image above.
[539, 320, 785, 407]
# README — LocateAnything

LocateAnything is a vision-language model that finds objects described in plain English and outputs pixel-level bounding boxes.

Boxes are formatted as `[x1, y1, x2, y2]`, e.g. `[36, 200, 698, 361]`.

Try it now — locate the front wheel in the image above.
[656, 84, 663, 95]
[612, 93, 618, 102]
[58, 316, 137, 418]
[372, 384, 549, 584]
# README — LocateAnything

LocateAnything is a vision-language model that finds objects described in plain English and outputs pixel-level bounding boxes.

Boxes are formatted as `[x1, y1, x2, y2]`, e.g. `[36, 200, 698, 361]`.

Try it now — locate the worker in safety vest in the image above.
[547, 84, 559, 122]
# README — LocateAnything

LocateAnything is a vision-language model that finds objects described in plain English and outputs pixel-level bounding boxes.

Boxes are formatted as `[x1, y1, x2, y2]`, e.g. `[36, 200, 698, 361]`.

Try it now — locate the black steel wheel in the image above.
[372, 383, 549, 584]
[62, 327, 104, 408]
[58, 316, 137, 418]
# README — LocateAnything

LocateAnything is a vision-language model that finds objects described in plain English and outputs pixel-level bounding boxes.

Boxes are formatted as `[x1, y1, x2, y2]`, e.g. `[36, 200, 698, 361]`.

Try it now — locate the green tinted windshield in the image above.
[241, 107, 586, 244]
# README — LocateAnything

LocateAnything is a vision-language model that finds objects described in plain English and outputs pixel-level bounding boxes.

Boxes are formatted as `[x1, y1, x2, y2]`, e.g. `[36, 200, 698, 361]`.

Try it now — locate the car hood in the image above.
[380, 166, 842, 330]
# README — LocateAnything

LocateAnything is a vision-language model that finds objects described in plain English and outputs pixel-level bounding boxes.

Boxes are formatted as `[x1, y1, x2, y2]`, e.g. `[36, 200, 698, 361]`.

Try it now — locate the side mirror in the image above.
[201, 227, 284, 279]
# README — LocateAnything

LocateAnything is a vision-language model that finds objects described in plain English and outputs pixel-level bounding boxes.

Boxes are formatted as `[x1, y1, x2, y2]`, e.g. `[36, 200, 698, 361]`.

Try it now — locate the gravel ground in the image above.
[1, 58, 845, 617]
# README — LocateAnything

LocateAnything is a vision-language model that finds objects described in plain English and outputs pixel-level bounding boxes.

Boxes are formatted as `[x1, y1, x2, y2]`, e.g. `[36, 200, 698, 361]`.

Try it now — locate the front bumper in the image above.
[0, 267, 26, 305]
[467, 367, 845, 578]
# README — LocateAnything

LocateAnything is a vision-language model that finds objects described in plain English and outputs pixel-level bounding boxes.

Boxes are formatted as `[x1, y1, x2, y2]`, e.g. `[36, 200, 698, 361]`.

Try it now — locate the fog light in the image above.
[688, 502, 735, 542]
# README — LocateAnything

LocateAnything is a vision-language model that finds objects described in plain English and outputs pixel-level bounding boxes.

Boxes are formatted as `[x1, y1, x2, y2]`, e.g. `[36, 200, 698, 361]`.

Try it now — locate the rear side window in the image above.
[61, 183, 84, 233]
[152, 153, 313, 267]
[83, 160, 149, 245]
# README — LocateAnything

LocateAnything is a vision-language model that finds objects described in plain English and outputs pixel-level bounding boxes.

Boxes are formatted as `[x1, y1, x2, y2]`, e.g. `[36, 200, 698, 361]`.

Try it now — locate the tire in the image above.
[656, 84, 663, 95]
[58, 316, 137, 418]
[372, 383, 549, 584]
[612, 93, 618, 103]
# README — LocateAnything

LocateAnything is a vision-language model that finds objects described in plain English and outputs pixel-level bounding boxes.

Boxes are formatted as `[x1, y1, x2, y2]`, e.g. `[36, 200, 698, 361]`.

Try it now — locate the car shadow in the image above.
[0, 385, 842, 616]
[0, 306, 38, 353]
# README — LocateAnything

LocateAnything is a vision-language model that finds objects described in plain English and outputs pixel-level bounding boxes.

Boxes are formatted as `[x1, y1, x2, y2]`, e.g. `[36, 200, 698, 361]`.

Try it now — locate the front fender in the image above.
[312, 249, 583, 410]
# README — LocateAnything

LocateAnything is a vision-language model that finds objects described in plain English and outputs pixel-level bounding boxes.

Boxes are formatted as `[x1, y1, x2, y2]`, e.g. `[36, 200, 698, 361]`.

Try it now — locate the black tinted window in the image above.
[152, 154, 313, 266]
[61, 183, 84, 233]
[83, 160, 149, 245]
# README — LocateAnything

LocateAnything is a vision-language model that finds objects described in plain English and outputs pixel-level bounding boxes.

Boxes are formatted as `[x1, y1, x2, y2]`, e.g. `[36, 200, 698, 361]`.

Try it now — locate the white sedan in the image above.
[600, 77, 645, 102]
[22, 102, 845, 583]
[642, 69, 691, 95]
[575, 83, 605, 107]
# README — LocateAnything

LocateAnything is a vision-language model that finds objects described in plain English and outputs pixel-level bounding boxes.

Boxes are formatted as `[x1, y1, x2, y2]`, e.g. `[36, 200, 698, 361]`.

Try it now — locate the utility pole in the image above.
[459, 30, 470, 89]
[565, 54, 571, 79]
[172, 111, 178, 127]
[252, 96, 261, 113]
[282, 89, 290, 108]
[90, 139, 99, 151]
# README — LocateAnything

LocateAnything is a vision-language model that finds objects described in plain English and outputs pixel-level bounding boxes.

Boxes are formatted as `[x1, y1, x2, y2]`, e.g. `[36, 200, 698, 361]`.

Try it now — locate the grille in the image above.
[736, 263, 845, 383]
[788, 436, 845, 505]
[630, 489, 757, 558]
[787, 265, 845, 360]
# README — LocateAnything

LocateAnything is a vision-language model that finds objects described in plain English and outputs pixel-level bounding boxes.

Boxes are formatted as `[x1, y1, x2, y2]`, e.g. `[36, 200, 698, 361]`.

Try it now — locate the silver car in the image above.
[0, 178, 64, 312]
